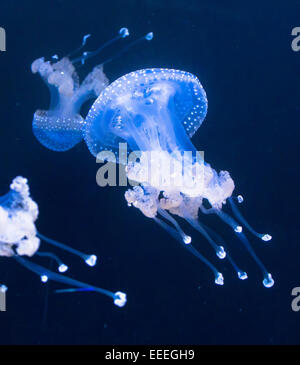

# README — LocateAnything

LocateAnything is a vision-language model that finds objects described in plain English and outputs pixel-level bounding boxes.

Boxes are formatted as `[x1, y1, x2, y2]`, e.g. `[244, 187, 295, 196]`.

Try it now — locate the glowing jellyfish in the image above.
[0, 176, 126, 307]
[84, 68, 274, 288]
[31, 27, 153, 152]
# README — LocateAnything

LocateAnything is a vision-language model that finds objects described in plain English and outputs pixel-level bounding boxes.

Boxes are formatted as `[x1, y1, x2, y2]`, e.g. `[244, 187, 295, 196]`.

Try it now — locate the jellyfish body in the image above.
[31, 27, 153, 153]
[0, 176, 40, 257]
[0, 176, 126, 307]
[84, 68, 274, 288]
[30, 28, 130, 151]
[84, 69, 206, 157]
[31, 55, 109, 152]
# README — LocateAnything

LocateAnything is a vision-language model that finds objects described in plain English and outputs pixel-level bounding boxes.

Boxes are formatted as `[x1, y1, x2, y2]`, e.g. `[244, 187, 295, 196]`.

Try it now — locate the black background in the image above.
[0, 0, 299, 345]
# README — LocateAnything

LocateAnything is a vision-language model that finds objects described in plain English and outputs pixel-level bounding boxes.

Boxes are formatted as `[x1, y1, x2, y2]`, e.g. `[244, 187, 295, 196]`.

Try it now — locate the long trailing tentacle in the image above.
[153, 216, 224, 285]
[185, 217, 226, 259]
[229, 196, 272, 242]
[199, 221, 248, 280]
[14, 255, 127, 307]
[37, 232, 97, 267]
[36, 251, 68, 273]
[71, 27, 129, 65]
[213, 209, 274, 288]
[102, 32, 153, 66]
[158, 207, 191, 243]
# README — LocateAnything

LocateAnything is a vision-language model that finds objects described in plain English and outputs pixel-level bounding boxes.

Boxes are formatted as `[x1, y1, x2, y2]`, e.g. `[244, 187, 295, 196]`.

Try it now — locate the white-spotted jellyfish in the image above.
[31, 27, 153, 152]
[83, 68, 274, 289]
[0, 176, 126, 307]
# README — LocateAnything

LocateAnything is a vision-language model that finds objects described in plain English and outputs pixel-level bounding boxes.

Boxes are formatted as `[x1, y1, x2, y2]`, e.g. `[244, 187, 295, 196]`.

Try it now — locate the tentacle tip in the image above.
[83, 34, 91, 43]
[85, 254, 97, 267]
[145, 32, 154, 41]
[0, 284, 8, 293]
[183, 235, 192, 244]
[119, 27, 129, 38]
[238, 271, 248, 280]
[114, 291, 127, 307]
[237, 195, 244, 203]
[58, 263, 69, 273]
[261, 234, 272, 242]
[263, 273, 274, 288]
[216, 246, 226, 259]
[41, 275, 48, 283]
[215, 272, 224, 286]
[234, 225, 243, 233]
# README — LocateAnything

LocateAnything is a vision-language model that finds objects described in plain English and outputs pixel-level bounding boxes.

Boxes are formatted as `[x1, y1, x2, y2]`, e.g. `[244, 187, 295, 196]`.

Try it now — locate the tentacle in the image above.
[214, 210, 274, 288]
[66, 34, 91, 59]
[214, 209, 243, 233]
[158, 208, 191, 244]
[71, 27, 129, 65]
[153, 217, 224, 285]
[200, 222, 248, 280]
[185, 217, 226, 259]
[233, 231, 274, 287]
[36, 251, 68, 273]
[229, 197, 272, 242]
[102, 32, 153, 66]
[37, 232, 97, 267]
[14, 255, 127, 307]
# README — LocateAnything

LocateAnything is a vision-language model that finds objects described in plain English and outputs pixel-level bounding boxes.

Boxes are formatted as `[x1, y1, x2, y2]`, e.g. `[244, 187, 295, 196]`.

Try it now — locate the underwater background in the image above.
[0, 0, 299, 345]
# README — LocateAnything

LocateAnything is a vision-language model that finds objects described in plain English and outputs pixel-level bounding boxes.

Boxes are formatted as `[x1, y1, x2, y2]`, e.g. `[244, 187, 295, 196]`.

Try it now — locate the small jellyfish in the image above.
[84, 68, 274, 288]
[0, 176, 126, 307]
[32, 27, 153, 152]
[31, 45, 110, 152]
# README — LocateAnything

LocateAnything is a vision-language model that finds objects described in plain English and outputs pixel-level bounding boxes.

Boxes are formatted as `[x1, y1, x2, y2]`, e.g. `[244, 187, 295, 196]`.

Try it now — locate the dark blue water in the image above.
[0, 0, 299, 344]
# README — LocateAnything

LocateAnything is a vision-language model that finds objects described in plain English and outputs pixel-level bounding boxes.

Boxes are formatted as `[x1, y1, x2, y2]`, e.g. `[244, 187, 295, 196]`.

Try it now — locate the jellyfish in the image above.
[0, 176, 126, 307]
[83, 68, 274, 288]
[31, 27, 153, 152]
